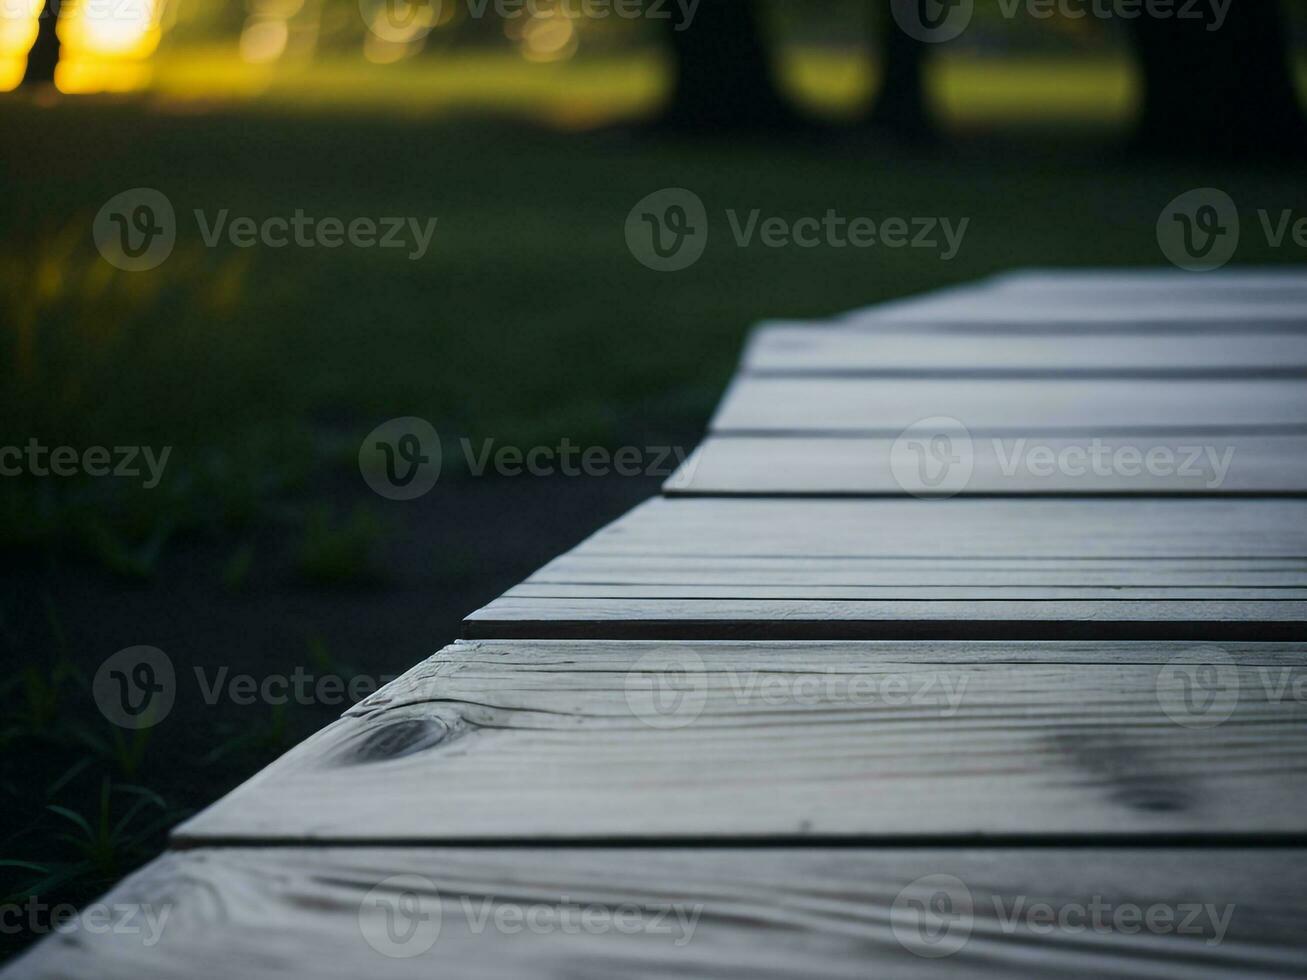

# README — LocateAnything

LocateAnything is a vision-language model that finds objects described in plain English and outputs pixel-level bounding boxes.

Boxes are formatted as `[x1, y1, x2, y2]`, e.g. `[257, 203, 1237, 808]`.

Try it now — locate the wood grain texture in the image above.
[742, 325, 1307, 376]
[175, 639, 1307, 843]
[986, 268, 1307, 297]
[509, 497, 1307, 559]
[12, 846, 1306, 979]
[505, 584, 1307, 600]
[527, 554, 1307, 587]
[465, 499, 1307, 637]
[709, 377, 1307, 434]
[24, 269, 1306, 978]
[664, 435, 1307, 495]
[838, 285, 1307, 328]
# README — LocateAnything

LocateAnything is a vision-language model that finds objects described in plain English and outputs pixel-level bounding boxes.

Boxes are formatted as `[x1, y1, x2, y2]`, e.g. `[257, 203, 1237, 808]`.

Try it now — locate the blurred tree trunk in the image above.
[657, 0, 802, 133]
[22, 0, 60, 87]
[1131, 2, 1306, 158]
[865, 2, 933, 141]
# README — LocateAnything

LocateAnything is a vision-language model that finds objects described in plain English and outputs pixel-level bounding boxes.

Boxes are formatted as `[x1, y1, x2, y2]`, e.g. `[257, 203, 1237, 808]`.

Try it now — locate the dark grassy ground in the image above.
[2, 91, 1305, 962]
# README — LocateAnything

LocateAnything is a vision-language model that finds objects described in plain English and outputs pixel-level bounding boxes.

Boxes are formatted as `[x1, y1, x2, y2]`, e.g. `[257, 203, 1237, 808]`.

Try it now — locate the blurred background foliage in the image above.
[1, 0, 1301, 119]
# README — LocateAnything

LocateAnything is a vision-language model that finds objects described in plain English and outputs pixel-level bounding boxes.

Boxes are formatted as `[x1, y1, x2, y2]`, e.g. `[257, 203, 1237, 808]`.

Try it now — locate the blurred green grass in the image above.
[2, 65, 1305, 566]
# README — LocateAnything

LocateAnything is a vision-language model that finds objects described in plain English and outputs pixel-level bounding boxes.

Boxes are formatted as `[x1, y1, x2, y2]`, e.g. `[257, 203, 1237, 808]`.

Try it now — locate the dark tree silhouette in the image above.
[22, 0, 60, 87]
[865, 2, 933, 141]
[657, 0, 803, 132]
[1131, 1, 1306, 158]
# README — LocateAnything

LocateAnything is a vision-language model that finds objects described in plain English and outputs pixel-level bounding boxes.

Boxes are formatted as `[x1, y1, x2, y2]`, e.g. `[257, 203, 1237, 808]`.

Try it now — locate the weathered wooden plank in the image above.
[465, 499, 1307, 637]
[466, 597, 1307, 639]
[12, 846, 1306, 979]
[521, 498, 1307, 560]
[505, 584, 1307, 600]
[986, 267, 1307, 297]
[527, 554, 1307, 587]
[175, 639, 1307, 843]
[743, 325, 1307, 376]
[664, 435, 1307, 495]
[805, 270, 1307, 331]
[850, 317, 1307, 335]
[709, 377, 1307, 434]
[839, 284, 1307, 328]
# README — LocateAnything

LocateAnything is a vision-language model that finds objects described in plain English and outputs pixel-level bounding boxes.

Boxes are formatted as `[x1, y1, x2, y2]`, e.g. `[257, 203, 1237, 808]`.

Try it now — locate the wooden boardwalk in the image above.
[11, 269, 1307, 977]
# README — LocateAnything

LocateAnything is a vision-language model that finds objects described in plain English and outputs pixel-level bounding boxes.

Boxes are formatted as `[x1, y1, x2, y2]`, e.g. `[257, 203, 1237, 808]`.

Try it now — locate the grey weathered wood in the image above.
[505, 584, 1307, 600]
[986, 267, 1307, 297]
[466, 597, 1307, 639]
[465, 499, 1307, 637]
[709, 377, 1307, 434]
[527, 554, 1307, 587]
[175, 639, 1307, 843]
[513, 498, 1307, 559]
[851, 317, 1307, 335]
[840, 280, 1307, 328]
[664, 435, 1307, 495]
[845, 301, 1307, 328]
[813, 269, 1307, 330]
[743, 325, 1307, 376]
[12, 846, 1306, 979]
[20, 269, 1307, 978]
